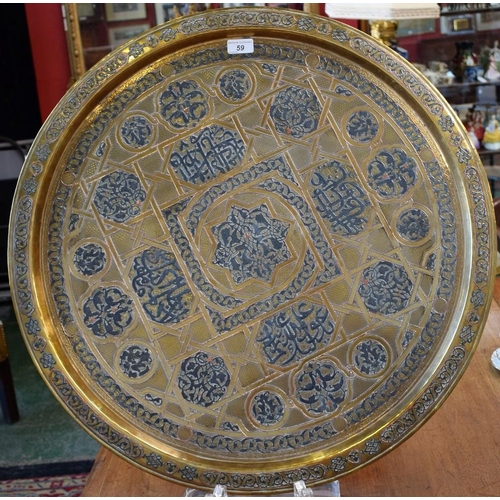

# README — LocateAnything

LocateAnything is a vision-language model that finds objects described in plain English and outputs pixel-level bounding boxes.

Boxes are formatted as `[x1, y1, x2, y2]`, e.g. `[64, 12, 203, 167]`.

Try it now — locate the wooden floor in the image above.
[83, 278, 500, 497]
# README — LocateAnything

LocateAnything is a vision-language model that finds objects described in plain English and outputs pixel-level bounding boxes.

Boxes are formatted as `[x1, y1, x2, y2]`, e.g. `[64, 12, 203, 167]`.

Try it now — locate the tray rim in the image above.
[8, 6, 496, 494]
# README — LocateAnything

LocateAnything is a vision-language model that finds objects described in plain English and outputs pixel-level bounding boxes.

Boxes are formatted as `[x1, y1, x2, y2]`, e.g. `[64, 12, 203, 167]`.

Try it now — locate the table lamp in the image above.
[325, 3, 440, 47]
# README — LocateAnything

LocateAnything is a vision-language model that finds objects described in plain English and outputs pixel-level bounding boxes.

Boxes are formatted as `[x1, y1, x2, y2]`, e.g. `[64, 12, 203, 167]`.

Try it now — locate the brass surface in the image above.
[8, 7, 495, 494]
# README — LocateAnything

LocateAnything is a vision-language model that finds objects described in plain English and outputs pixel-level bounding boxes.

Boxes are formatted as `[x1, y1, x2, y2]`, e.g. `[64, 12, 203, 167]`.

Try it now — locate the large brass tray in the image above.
[9, 7, 495, 494]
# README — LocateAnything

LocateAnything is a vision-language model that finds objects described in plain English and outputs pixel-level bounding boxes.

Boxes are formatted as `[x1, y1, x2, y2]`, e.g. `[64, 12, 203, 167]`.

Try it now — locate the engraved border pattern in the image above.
[9, 8, 492, 492]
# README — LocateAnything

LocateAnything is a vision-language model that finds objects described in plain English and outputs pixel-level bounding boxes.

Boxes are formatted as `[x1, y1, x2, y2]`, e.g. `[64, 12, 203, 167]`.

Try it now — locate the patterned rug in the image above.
[0, 473, 88, 497]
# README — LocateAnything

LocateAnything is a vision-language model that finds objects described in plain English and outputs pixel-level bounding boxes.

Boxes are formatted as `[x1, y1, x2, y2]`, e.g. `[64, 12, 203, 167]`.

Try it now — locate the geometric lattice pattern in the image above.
[49, 41, 455, 460]
[15, 9, 489, 493]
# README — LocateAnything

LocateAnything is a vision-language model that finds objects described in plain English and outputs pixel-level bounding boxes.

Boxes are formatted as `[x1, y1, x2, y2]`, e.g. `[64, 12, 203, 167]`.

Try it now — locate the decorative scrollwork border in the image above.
[9, 8, 494, 494]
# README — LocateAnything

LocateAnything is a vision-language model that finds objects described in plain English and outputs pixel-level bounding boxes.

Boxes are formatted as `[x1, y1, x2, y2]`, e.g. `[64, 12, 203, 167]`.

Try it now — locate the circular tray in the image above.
[9, 7, 495, 494]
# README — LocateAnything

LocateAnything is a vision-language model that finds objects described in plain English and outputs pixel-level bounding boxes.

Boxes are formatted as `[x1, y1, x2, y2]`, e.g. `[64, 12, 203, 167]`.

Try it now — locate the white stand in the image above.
[184, 480, 340, 497]
[185, 484, 227, 497]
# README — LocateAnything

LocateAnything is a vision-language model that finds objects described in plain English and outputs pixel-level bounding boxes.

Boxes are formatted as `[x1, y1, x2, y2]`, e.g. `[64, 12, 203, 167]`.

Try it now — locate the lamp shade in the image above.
[325, 3, 440, 20]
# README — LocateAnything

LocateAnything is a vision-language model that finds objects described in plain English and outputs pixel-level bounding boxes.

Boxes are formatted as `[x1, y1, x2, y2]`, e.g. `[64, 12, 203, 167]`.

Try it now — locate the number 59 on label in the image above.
[227, 39, 254, 54]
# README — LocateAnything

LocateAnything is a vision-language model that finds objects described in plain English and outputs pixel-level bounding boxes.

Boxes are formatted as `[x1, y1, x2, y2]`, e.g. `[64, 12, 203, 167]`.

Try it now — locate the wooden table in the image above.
[83, 280, 500, 497]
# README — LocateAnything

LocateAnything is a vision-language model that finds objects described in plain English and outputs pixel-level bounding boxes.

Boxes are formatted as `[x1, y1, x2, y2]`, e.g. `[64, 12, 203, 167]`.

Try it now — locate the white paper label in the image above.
[227, 39, 254, 54]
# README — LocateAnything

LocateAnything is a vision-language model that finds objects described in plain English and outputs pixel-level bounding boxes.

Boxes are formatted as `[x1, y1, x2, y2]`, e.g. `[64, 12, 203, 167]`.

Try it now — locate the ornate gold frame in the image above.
[62, 4, 85, 85]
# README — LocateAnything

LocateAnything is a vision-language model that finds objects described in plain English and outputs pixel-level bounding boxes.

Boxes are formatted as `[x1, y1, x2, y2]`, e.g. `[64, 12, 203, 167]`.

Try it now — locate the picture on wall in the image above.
[397, 18, 436, 37]
[76, 3, 97, 20]
[105, 3, 147, 22]
[108, 23, 150, 48]
[476, 10, 500, 31]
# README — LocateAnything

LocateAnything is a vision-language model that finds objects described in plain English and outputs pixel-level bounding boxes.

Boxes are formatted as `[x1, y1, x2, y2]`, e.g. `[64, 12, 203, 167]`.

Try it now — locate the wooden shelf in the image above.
[436, 80, 500, 91]
[483, 165, 500, 180]
[479, 148, 500, 156]
[440, 6, 500, 16]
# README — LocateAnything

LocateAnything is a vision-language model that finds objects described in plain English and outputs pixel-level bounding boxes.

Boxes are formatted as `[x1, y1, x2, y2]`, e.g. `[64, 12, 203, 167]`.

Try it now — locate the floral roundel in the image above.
[119, 344, 153, 379]
[270, 85, 321, 138]
[352, 339, 388, 376]
[177, 352, 231, 407]
[119, 115, 155, 149]
[367, 148, 418, 199]
[158, 79, 208, 129]
[73, 243, 106, 276]
[250, 390, 285, 426]
[218, 69, 252, 101]
[82, 286, 134, 339]
[346, 110, 379, 143]
[93, 170, 146, 223]
[294, 359, 347, 415]
[396, 208, 431, 242]
[211, 204, 291, 285]
[358, 261, 413, 315]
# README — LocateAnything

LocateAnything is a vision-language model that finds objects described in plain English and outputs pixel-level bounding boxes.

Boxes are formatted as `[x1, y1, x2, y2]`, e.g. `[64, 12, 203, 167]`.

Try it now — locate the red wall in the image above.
[25, 4, 71, 122]
[23, 3, 359, 123]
